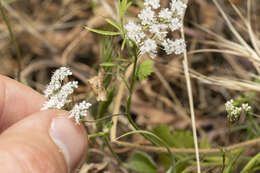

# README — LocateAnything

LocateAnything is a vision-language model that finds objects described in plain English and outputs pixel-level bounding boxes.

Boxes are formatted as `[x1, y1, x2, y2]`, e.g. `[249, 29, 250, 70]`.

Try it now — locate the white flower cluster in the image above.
[68, 101, 92, 124]
[42, 81, 78, 110]
[44, 67, 72, 98]
[42, 67, 92, 124]
[242, 103, 252, 112]
[125, 0, 188, 58]
[225, 99, 252, 123]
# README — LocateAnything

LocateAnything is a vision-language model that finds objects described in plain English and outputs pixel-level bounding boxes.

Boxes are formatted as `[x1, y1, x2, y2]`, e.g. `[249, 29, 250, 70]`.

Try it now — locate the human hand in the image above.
[0, 75, 88, 173]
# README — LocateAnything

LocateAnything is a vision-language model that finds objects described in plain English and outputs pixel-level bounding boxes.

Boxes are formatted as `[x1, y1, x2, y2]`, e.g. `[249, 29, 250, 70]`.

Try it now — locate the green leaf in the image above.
[105, 19, 121, 31]
[85, 27, 122, 36]
[241, 152, 260, 173]
[223, 150, 243, 173]
[158, 153, 172, 171]
[100, 62, 117, 67]
[152, 125, 175, 147]
[137, 60, 154, 80]
[152, 125, 194, 148]
[121, 37, 127, 50]
[172, 130, 194, 148]
[124, 151, 157, 173]
[117, 129, 176, 173]
[119, 0, 131, 22]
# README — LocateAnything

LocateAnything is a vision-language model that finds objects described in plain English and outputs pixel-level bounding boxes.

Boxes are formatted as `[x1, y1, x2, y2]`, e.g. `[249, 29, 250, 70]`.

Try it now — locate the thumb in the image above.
[0, 109, 88, 173]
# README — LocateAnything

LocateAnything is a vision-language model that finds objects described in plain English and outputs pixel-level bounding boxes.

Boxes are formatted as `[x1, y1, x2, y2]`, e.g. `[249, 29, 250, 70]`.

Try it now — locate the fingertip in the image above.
[0, 109, 88, 173]
[0, 75, 45, 132]
[50, 116, 88, 172]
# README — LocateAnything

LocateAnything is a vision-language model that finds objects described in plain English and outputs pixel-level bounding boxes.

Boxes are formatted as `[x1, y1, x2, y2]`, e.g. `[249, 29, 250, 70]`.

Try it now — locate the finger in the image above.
[0, 109, 88, 173]
[0, 75, 45, 131]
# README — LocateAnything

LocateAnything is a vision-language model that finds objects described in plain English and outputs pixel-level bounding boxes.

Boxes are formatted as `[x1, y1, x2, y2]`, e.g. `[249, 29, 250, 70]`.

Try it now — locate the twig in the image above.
[181, 24, 201, 173]
[112, 137, 260, 155]
[180, 4, 201, 173]
[110, 62, 134, 140]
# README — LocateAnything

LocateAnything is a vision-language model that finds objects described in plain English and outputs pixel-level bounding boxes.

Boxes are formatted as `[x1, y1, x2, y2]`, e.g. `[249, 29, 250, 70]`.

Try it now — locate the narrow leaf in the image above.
[85, 27, 122, 36]
[100, 62, 117, 67]
[241, 152, 260, 173]
[105, 19, 121, 31]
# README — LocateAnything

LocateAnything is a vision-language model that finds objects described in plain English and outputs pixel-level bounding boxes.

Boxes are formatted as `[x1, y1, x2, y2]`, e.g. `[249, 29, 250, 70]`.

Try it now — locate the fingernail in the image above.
[49, 117, 87, 172]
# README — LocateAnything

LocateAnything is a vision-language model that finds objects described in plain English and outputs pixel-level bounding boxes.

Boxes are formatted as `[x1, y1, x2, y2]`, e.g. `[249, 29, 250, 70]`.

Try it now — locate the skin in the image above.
[0, 75, 88, 173]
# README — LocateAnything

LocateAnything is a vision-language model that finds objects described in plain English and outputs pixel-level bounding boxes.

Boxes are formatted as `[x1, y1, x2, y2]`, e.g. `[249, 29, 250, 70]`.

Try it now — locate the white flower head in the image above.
[41, 67, 92, 125]
[149, 23, 168, 40]
[125, 21, 146, 44]
[162, 38, 186, 55]
[242, 103, 252, 112]
[44, 67, 72, 98]
[124, 0, 188, 58]
[225, 99, 244, 123]
[140, 38, 157, 58]
[171, 0, 187, 16]
[41, 81, 78, 110]
[162, 39, 175, 55]
[69, 101, 92, 124]
[169, 17, 182, 31]
[138, 7, 156, 26]
[172, 38, 186, 54]
[158, 8, 172, 20]
[228, 106, 242, 122]
[144, 0, 160, 9]
[225, 99, 234, 113]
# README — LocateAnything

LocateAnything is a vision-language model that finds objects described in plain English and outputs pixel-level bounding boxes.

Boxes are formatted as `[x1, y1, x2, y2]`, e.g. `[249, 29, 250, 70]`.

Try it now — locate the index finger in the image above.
[0, 75, 45, 132]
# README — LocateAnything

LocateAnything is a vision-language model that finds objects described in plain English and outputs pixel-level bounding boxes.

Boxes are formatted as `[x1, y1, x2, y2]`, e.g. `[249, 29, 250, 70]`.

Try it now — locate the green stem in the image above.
[125, 50, 139, 130]
[124, 49, 176, 172]
[88, 132, 107, 138]
[103, 135, 122, 165]
[89, 133, 122, 165]
[0, 1, 21, 80]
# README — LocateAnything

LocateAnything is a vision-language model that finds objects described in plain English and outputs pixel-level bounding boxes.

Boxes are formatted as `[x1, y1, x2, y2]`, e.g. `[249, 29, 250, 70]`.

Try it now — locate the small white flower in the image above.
[171, 0, 187, 16]
[144, 0, 160, 9]
[140, 38, 157, 58]
[44, 67, 72, 98]
[162, 39, 175, 55]
[228, 106, 242, 122]
[242, 103, 252, 112]
[225, 99, 244, 123]
[225, 99, 234, 113]
[231, 107, 242, 116]
[138, 7, 156, 26]
[173, 38, 186, 54]
[158, 8, 172, 20]
[69, 101, 92, 124]
[125, 21, 146, 44]
[162, 38, 186, 55]
[41, 81, 78, 110]
[149, 23, 168, 40]
[169, 17, 182, 31]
